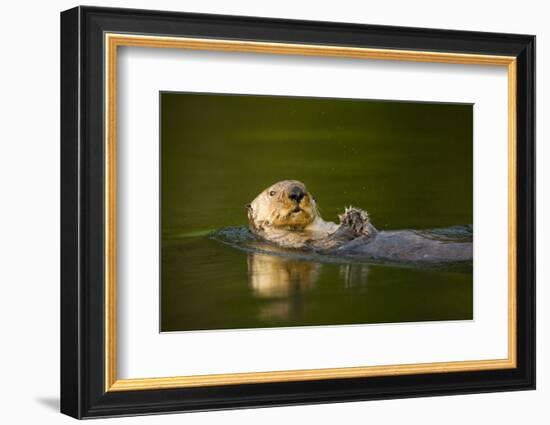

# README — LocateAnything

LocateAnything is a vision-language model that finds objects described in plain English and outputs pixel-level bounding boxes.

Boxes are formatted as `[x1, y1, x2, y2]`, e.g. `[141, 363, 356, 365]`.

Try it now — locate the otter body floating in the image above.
[327, 227, 472, 264]
[245, 180, 472, 265]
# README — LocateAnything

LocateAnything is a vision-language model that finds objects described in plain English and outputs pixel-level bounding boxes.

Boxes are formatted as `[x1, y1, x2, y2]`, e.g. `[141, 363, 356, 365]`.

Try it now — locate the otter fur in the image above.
[247, 180, 472, 264]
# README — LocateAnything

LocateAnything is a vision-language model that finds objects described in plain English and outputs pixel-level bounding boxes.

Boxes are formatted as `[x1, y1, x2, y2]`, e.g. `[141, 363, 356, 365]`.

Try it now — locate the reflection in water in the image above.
[247, 253, 320, 322]
[339, 264, 371, 291]
[247, 253, 320, 298]
[161, 236, 473, 331]
[247, 252, 372, 322]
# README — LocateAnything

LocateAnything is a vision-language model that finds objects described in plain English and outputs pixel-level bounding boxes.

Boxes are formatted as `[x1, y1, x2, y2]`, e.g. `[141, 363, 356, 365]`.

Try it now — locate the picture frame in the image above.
[60, 5, 535, 419]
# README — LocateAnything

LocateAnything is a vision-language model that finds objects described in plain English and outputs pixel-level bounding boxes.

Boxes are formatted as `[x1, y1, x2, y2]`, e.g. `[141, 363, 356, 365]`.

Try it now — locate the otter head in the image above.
[247, 180, 318, 232]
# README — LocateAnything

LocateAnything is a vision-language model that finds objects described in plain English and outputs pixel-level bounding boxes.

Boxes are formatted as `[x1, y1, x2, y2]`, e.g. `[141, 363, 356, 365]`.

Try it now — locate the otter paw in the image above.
[338, 206, 371, 237]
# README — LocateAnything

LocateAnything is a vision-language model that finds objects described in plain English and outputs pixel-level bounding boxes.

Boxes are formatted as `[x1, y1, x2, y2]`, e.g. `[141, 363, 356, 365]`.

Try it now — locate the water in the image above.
[160, 92, 473, 332]
[210, 225, 473, 267]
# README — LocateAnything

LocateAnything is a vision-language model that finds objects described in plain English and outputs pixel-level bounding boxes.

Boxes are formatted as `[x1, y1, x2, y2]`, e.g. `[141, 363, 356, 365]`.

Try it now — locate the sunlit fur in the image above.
[247, 180, 319, 231]
[247, 180, 369, 249]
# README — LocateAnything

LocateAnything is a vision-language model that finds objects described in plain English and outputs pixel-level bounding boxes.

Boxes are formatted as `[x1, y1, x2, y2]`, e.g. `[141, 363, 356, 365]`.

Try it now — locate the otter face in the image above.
[247, 180, 318, 232]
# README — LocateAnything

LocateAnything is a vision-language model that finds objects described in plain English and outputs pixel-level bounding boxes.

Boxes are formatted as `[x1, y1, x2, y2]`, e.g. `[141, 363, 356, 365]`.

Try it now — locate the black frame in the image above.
[61, 6, 536, 419]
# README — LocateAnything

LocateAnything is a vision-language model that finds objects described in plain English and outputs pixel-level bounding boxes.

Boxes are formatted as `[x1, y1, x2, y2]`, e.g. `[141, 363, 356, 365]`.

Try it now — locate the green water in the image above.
[160, 92, 473, 332]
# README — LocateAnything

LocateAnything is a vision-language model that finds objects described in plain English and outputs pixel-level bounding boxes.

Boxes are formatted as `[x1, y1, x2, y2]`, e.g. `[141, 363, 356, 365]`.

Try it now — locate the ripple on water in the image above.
[209, 225, 473, 272]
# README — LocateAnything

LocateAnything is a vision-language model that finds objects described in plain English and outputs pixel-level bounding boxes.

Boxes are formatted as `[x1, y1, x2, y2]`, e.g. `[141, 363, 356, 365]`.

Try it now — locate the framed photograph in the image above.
[60, 6, 535, 419]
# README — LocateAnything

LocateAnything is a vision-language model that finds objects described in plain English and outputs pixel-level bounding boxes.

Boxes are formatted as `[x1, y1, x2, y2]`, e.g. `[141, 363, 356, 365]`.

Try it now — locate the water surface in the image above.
[160, 92, 473, 332]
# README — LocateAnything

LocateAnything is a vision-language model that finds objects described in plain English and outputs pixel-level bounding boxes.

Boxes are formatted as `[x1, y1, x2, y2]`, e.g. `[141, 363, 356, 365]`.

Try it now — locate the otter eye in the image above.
[269, 191, 276, 197]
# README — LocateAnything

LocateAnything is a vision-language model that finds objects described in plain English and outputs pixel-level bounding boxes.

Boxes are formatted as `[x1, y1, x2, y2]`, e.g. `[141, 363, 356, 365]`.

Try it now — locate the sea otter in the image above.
[246, 180, 472, 264]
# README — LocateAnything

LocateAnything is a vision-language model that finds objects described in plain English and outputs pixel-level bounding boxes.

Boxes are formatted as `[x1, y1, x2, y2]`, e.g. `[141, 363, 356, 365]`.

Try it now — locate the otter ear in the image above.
[245, 203, 252, 211]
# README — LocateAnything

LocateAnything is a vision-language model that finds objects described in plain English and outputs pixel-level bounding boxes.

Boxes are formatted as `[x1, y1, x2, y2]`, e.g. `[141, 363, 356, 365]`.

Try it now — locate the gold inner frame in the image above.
[104, 33, 517, 392]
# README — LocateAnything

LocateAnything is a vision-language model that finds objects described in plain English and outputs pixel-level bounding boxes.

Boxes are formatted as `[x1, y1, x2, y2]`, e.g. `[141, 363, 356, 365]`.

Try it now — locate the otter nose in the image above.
[288, 186, 305, 203]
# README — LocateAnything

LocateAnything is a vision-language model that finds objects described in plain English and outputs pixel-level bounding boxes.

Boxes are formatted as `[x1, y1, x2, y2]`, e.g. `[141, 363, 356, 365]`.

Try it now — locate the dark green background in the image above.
[161, 92, 473, 332]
